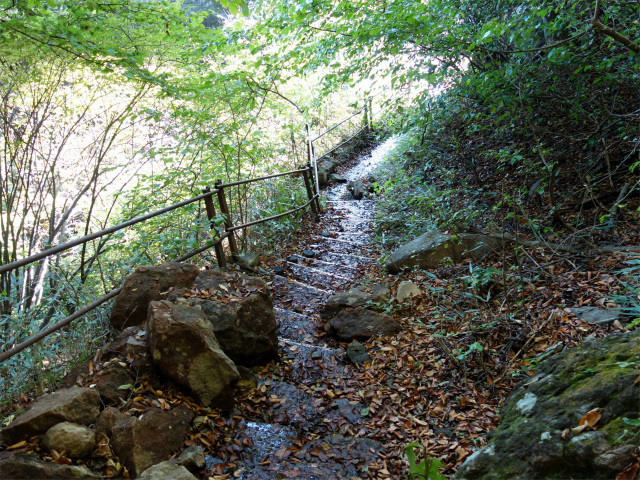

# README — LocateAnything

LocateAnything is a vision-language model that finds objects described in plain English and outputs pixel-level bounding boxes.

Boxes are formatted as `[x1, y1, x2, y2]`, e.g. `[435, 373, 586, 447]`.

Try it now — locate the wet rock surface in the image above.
[218, 138, 398, 479]
[454, 329, 640, 480]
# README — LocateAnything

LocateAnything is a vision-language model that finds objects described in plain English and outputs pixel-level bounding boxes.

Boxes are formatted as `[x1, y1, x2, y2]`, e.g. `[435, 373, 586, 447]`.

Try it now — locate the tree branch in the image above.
[246, 77, 305, 114]
[474, 30, 587, 55]
[592, 0, 640, 54]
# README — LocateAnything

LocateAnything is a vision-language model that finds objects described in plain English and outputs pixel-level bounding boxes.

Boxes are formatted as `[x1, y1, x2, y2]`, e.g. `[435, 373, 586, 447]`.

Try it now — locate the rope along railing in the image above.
[0, 103, 375, 363]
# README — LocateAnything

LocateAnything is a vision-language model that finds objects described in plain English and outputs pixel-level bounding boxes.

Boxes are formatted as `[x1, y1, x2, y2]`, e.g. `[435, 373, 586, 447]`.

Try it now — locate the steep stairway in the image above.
[227, 139, 398, 480]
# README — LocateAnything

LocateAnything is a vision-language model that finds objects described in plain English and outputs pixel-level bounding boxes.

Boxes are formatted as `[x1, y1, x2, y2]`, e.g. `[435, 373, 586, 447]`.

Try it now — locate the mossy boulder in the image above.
[455, 330, 640, 480]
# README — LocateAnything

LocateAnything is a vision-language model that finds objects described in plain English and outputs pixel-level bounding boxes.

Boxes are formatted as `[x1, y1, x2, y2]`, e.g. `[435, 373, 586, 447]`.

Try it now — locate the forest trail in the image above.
[221, 139, 399, 479]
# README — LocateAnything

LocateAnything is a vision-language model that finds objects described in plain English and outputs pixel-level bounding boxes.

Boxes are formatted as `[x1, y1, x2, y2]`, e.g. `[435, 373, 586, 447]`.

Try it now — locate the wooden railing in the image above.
[0, 103, 373, 362]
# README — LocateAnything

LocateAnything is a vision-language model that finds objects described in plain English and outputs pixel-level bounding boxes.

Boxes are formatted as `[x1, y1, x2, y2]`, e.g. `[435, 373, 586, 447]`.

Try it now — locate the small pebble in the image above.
[273, 266, 286, 275]
[311, 351, 322, 360]
[303, 250, 315, 258]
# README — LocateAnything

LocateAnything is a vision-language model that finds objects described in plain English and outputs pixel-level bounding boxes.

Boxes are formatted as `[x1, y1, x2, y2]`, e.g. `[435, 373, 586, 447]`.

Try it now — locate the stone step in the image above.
[286, 261, 353, 281]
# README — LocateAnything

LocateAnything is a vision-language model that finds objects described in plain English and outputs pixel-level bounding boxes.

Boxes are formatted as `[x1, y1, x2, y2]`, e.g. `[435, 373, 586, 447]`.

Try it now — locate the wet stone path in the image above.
[226, 139, 398, 480]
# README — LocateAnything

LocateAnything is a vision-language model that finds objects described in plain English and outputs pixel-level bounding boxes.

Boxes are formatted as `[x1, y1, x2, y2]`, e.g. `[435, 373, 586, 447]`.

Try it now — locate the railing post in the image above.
[214, 181, 240, 262]
[301, 164, 318, 215]
[306, 124, 321, 213]
[202, 188, 227, 269]
[368, 97, 373, 131]
[364, 99, 370, 132]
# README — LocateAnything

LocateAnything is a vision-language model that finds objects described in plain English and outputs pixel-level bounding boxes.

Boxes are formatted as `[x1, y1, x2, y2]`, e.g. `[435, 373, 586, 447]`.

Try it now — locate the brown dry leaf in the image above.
[53, 450, 72, 465]
[7, 440, 27, 450]
[572, 408, 602, 434]
[456, 445, 469, 460]
[634, 375, 640, 385]
[274, 446, 291, 460]
[616, 462, 639, 480]
[578, 408, 602, 427]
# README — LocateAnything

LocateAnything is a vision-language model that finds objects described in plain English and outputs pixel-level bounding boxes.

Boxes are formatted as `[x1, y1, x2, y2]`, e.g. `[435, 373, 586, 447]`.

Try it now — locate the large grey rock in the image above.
[111, 405, 195, 477]
[331, 174, 348, 183]
[569, 306, 619, 325]
[236, 252, 260, 272]
[347, 179, 366, 200]
[110, 262, 200, 330]
[147, 300, 239, 408]
[177, 445, 206, 472]
[326, 307, 401, 340]
[0, 387, 100, 445]
[42, 422, 95, 458]
[385, 230, 498, 273]
[95, 407, 131, 439]
[95, 366, 134, 405]
[236, 366, 258, 390]
[346, 341, 371, 366]
[454, 330, 640, 480]
[139, 461, 197, 480]
[0, 453, 101, 479]
[396, 281, 421, 302]
[316, 159, 337, 185]
[321, 284, 390, 320]
[177, 270, 278, 367]
[101, 326, 147, 360]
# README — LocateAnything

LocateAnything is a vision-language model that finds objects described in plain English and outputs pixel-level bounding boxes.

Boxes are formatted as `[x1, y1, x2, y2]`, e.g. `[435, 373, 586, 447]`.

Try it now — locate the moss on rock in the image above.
[454, 330, 640, 480]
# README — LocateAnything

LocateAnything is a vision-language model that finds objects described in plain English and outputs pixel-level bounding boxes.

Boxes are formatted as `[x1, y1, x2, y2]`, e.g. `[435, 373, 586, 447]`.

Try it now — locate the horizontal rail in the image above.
[216, 167, 310, 189]
[0, 107, 370, 363]
[0, 231, 232, 363]
[0, 287, 123, 363]
[174, 232, 229, 262]
[227, 195, 319, 232]
[0, 190, 220, 276]
[312, 106, 366, 143]
[316, 125, 367, 162]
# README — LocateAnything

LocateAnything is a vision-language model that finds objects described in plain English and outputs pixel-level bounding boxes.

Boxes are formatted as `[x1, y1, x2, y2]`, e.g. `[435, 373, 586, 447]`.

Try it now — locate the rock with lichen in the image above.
[454, 330, 640, 480]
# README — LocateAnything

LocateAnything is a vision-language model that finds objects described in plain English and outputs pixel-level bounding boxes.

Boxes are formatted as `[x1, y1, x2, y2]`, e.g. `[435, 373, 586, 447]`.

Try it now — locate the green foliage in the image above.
[455, 342, 484, 362]
[405, 442, 447, 480]
[611, 254, 640, 329]
[373, 134, 482, 248]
